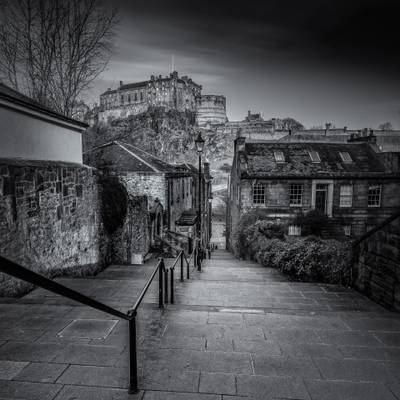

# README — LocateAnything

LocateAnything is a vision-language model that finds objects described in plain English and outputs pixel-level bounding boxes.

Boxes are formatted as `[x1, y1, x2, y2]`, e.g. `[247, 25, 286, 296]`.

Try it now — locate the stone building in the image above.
[98, 71, 202, 123]
[281, 123, 400, 151]
[176, 162, 213, 253]
[196, 95, 227, 126]
[227, 137, 400, 250]
[0, 83, 87, 163]
[84, 141, 196, 253]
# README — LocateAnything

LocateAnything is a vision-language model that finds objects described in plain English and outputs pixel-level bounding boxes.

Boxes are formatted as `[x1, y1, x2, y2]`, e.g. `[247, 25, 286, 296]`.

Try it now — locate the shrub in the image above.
[235, 210, 285, 258]
[293, 210, 329, 237]
[258, 236, 351, 284]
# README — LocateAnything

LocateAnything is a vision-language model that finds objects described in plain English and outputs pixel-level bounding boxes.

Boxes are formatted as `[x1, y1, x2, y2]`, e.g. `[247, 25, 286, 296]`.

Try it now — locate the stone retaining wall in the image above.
[0, 160, 153, 296]
[0, 159, 108, 295]
[353, 215, 400, 311]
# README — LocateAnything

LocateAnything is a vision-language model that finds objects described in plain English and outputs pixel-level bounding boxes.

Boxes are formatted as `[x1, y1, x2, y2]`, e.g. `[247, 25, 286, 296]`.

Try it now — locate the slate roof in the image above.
[240, 141, 392, 178]
[83, 141, 186, 174]
[0, 82, 88, 129]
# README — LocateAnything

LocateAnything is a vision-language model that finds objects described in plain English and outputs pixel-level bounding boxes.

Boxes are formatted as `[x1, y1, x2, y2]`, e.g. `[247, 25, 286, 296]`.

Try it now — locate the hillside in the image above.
[83, 106, 234, 166]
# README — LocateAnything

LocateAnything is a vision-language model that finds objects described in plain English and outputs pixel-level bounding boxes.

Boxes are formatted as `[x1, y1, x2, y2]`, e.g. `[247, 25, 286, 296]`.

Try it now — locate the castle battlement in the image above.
[98, 71, 202, 123]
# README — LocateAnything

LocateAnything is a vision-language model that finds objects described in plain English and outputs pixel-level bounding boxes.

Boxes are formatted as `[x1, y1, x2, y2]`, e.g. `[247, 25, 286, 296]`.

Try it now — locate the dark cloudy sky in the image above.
[89, 0, 400, 128]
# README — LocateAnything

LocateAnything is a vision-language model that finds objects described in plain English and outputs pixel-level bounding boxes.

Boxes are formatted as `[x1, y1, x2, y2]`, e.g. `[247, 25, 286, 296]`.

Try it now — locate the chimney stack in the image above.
[119, 80, 123, 87]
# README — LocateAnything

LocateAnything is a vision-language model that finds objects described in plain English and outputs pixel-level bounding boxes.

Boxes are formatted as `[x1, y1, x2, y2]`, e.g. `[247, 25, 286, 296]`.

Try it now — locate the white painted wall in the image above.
[0, 106, 83, 163]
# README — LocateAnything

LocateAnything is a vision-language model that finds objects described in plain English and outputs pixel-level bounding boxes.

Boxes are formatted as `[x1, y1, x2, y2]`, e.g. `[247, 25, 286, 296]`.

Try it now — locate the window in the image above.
[127, 94, 131, 103]
[120, 95, 124, 105]
[140, 91, 144, 101]
[134, 92, 138, 102]
[339, 152, 352, 163]
[343, 226, 351, 236]
[289, 184, 303, 206]
[288, 225, 301, 236]
[368, 185, 381, 207]
[253, 183, 266, 205]
[309, 150, 321, 163]
[274, 151, 285, 163]
[339, 185, 353, 207]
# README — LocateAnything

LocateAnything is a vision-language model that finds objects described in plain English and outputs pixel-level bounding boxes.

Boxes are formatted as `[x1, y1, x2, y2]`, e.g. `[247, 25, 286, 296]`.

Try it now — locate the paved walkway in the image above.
[0, 250, 400, 399]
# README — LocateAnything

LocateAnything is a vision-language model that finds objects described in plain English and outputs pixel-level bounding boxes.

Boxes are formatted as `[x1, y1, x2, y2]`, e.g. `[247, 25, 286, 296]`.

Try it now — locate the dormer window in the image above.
[339, 152, 352, 163]
[309, 150, 321, 163]
[274, 151, 285, 163]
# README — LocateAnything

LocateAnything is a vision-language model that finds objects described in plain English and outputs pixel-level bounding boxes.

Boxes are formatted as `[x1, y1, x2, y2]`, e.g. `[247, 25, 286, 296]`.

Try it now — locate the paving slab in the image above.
[57, 318, 118, 339]
[199, 372, 236, 395]
[304, 379, 397, 400]
[54, 385, 143, 400]
[0, 380, 62, 400]
[236, 374, 310, 399]
[13, 362, 68, 383]
[0, 249, 399, 399]
[0, 361, 28, 380]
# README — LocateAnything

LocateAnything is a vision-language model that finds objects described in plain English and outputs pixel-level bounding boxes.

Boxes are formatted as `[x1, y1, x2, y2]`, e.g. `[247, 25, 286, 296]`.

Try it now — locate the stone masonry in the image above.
[0, 159, 107, 295]
[111, 195, 150, 265]
[354, 215, 400, 311]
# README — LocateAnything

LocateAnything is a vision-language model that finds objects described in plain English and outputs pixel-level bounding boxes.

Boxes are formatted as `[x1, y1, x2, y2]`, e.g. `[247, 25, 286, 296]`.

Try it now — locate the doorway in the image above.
[315, 184, 328, 214]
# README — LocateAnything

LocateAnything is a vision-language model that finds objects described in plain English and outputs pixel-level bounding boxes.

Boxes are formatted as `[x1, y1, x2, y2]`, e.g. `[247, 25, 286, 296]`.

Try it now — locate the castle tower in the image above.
[196, 95, 227, 126]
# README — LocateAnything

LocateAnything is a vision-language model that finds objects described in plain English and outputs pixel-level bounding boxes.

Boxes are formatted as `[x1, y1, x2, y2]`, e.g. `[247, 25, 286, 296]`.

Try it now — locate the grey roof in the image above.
[239, 141, 395, 178]
[84, 141, 189, 175]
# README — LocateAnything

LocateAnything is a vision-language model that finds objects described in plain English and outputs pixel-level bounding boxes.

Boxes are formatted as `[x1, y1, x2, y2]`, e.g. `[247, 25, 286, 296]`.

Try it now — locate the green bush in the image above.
[235, 211, 285, 259]
[235, 211, 351, 284]
[258, 236, 351, 284]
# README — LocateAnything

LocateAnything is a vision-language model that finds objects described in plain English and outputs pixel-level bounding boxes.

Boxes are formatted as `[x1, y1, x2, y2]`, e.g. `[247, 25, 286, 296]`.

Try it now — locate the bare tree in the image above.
[378, 122, 393, 130]
[0, 0, 118, 117]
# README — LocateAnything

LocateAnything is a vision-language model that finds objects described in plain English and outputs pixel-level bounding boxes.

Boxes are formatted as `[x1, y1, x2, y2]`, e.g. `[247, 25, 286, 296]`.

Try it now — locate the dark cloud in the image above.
[90, 0, 400, 128]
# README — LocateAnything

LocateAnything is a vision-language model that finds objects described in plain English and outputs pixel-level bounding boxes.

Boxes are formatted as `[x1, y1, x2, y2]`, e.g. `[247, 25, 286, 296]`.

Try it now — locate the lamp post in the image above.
[195, 131, 205, 271]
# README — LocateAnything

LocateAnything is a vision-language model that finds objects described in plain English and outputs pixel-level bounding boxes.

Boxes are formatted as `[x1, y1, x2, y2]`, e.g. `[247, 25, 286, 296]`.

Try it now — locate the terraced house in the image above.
[227, 137, 400, 248]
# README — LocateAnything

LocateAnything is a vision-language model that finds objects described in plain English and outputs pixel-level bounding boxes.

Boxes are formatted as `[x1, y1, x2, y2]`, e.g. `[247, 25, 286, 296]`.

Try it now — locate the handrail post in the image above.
[180, 251, 184, 282]
[128, 311, 138, 394]
[158, 260, 164, 309]
[187, 254, 190, 280]
[164, 268, 169, 304]
[170, 267, 174, 304]
[197, 242, 202, 272]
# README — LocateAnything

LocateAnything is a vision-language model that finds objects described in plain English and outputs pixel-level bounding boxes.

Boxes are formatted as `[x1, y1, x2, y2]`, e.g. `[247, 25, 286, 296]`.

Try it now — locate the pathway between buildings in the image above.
[0, 250, 400, 399]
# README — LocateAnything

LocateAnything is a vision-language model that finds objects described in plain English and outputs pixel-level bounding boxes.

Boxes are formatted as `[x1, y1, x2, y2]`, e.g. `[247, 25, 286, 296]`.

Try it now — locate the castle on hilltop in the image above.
[98, 71, 227, 125]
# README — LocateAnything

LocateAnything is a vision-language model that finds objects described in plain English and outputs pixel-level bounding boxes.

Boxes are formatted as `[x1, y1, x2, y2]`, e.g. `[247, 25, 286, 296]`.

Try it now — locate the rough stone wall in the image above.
[118, 172, 166, 207]
[0, 160, 107, 295]
[111, 195, 150, 264]
[168, 176, 193, 231]
[196, 95, 227, 126]
[353, 216, 400, 311]
[241, 180, 313, 214]
[98, 102, 148, 123]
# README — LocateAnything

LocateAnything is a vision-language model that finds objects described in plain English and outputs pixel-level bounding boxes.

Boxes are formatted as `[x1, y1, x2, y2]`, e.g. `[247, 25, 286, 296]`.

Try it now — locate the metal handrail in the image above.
[0, 256, 129, 320]
[0, 254, 167, 394]
[131, 259, 163, 312]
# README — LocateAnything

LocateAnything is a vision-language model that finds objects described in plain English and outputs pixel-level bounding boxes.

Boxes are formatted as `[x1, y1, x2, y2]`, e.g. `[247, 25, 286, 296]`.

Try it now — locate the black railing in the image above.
[0, 250, 196, 394]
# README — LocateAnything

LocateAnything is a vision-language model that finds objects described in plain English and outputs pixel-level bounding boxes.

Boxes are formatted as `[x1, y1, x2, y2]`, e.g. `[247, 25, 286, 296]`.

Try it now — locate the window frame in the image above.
[368, 185, 382, 207]
[274, 151, 285, 163]
[339, 152, 353, 163]
[289, 184, 303, 207]
[308, 150, 321, 163]
[339, 184, 353, 208]
[252, 183, 266, 205]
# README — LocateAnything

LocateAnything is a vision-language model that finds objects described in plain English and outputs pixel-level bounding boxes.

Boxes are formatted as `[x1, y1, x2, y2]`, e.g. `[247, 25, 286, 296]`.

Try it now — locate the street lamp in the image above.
[195, 131, 205, 271]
